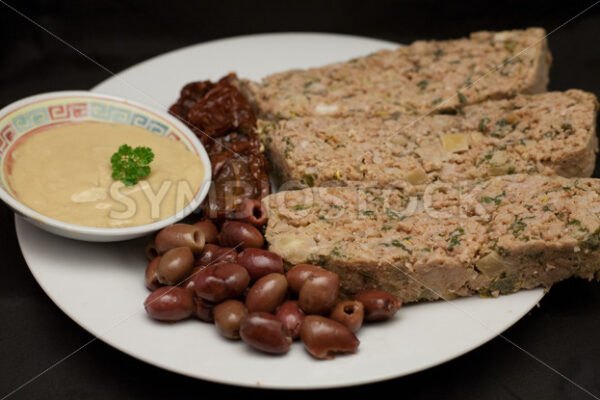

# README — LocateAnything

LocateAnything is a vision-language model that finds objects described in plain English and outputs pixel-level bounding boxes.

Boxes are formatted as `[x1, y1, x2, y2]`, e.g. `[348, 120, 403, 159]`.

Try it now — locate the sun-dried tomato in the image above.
[168, 80, 214, 123]
[169, 74, 269, 220]
[187, 82, 256, 139]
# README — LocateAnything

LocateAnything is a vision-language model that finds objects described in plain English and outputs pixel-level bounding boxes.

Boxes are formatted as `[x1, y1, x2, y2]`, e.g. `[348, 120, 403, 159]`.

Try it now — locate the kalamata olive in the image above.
[145, 237, 158, 260]
[157, 247, 194, 286]
[194, 296, 217, 322]
[193, 262, 250, 302]
[182, 266, 202, 291]
[245, 273, 288, 313]
[238, 248, 283, 281]
[329, 301, 364, 333]
[354, 290, 402, 321]
[193, 220, 218, 243]
[298, 271, 340, 315]
[155, 224, 205, 254]
[196, 245, 238, 267]
[214, 300, 248, 339]
[144, 286, 194, 321]
[285, 264, 325, 294]
[300, 316, 360, 359]
[213, 247, 238, 264]
[238, 198, 267, 227]
[239, 312, 292, 354]
[219, 221, 264, 249]
[145, 256, 161, 291]
[196, 243, 220, 266]
[275, 300, 305, 339]
[194, 243, 220, 267]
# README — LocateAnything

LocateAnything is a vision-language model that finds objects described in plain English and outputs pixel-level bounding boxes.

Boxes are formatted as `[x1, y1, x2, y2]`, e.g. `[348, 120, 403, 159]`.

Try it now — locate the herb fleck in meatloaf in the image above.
[245, 28, 551, 119]
[261, 90, 598, 187]
[264, 175, 600, 302]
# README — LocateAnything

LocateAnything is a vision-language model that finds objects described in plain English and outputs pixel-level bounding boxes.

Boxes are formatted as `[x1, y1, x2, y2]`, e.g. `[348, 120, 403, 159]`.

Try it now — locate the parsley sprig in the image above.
[110, 144, 154, 186]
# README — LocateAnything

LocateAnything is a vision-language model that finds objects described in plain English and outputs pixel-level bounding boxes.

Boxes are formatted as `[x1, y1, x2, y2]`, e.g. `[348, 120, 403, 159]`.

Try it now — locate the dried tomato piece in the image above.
[169, 74, 268, 220]
[187, 81, 256, 138]
[168, 102, 188, 122]
[181, 81, 215, 104]
[169, 81, 215, 129]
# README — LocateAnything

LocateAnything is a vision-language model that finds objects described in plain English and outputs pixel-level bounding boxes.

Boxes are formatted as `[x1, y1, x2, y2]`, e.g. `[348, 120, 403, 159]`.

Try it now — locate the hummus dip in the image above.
[7, 122, 205, 228]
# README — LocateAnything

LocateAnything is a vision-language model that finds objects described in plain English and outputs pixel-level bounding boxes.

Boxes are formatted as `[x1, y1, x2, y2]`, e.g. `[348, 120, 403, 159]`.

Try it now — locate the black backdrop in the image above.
[1, 1, 600, 399]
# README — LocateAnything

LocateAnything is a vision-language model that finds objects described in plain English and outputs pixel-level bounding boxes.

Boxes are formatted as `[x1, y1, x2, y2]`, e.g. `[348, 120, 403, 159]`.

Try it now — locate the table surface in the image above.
[1, 1, 600, 399]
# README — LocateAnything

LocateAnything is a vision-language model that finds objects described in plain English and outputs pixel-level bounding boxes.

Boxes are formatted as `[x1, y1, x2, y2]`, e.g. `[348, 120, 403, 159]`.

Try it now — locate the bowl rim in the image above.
[0, 90, 212, 240]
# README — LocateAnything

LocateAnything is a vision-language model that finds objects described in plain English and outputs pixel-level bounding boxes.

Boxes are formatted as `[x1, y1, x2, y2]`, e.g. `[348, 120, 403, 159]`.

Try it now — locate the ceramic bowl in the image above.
[0, 91, 211, 242]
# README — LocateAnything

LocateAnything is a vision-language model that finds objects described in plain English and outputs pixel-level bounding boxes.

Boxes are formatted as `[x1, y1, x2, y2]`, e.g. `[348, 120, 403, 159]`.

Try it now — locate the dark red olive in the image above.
[214, 300, 248, 339]
[193, 262, 250, 302]
[157, 247, 194, 285]
[285, 264, 325, 294]
[276, 300, 305, 339]
[238, 248, 284, 281]
[181, 266, 202, 291]
[298, 271, 340, 315]
[238, 198, 268, 227]
[194, 296, 217, 322]
[144, 286, 194, 321]
[329, 301, 364, 333]
[354, 290, 402, 321]
[300, 316, 360, 359]
[145, 236, 158, 260]
[245, 273, 288, 313]
[239, 312, 292, 354]
[155, 224, 205, 254]
[193, 220, 219, 243]
[196, 245, 238, 267]
[145, 256, 161, 291]
[213, 247, 238, 264]
[196, 244, 219, 266]
[219, 221, 264, 249]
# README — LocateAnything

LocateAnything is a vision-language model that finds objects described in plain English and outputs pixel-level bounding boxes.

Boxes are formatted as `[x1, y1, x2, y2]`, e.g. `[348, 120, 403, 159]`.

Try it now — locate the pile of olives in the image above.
[143, 219, 401, 360]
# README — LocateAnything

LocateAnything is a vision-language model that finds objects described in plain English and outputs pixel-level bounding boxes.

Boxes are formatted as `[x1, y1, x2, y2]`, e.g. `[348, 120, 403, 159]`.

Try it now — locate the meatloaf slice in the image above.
[264, 175, 600, 302]
[261, 90, 598, 188]
[245, 28, 551, 119]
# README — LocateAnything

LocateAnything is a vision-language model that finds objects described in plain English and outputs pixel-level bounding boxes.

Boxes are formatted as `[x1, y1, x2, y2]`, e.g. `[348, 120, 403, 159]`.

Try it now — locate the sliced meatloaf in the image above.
[261, 90, 598, 188]
[264, 175, 600, 302]
[245, 28, 551, 119]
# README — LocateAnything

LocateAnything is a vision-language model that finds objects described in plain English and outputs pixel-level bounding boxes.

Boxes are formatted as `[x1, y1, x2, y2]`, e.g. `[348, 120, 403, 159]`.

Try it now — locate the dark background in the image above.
[1, 1, 600, 399]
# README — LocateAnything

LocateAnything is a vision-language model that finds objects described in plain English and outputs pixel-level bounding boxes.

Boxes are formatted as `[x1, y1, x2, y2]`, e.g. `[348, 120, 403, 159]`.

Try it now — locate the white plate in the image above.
[16, 33, 544, 389]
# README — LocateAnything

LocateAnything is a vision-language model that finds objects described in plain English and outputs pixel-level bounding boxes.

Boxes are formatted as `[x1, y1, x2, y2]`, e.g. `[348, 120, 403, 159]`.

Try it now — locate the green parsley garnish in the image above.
[293, 204, 312, 211]
[110, 144, 154, 186]
[497, 246, 510, 257]
[448, 227, 465, 251]
[478, 117, 489, 133]
[582, 229, 600, 251]
[385, 208, 406, 220]
[504, 40, 517, 53]
[391, 240, 412, 254]
[481, 191, 506, 206]
[508, 214, 532, 238]
[302, 173, 315, 187]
